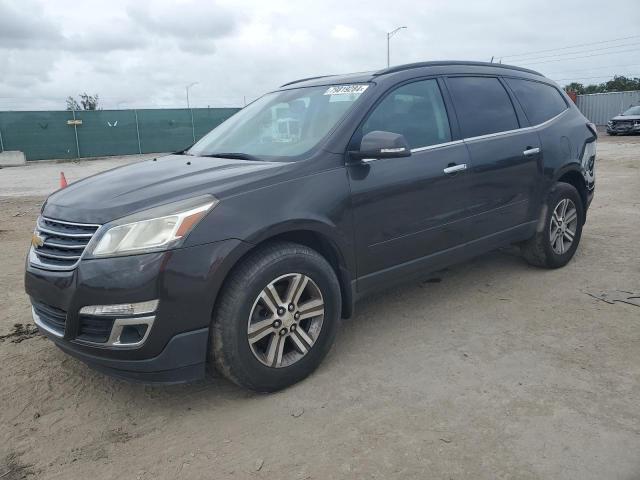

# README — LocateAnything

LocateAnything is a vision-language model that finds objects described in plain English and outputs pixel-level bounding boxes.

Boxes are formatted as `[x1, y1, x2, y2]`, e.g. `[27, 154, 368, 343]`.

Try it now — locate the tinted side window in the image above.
[447, 76, 519, 138]
[362, 79, 451, 149]
[505, 78, 567, 125]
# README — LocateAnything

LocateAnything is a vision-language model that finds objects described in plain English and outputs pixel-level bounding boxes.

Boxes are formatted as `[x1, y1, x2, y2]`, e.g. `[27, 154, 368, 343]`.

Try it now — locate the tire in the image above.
[607, 132, 617, 136]
[210, 241, 341, 392]
[521, 182, 584, 269]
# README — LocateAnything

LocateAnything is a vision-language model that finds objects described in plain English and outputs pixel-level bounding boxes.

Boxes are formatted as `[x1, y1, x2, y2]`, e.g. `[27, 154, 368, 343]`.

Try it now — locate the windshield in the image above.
[622, 106, 640, 116]
[187, 84, 369, 160]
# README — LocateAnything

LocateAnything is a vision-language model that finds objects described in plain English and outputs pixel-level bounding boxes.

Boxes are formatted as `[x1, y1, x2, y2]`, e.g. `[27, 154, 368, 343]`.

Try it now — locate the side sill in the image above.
[356, 221, 536, 296]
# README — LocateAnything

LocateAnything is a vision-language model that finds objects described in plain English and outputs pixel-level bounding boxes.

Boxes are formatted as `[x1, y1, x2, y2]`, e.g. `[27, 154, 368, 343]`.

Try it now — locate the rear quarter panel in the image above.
[537, 106, 593, 195]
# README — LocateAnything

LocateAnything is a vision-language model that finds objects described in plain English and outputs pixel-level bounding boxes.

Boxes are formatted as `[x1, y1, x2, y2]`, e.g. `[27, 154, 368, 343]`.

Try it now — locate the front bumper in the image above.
[606, 124, 640, 134]
[25, 238, 251, 384]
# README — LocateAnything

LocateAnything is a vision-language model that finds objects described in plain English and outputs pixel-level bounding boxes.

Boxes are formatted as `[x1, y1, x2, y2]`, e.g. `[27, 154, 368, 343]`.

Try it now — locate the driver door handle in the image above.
[443, 163, 467, 175]
[523, 147, 541, 156]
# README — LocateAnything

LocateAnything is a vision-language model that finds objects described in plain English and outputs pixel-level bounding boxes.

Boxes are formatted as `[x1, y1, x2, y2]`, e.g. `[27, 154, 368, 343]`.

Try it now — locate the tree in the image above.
[564, 82, 585, 95]
[564, 75, 640, 94]
[603, 75, 640, 93]
[66, 92, 100, 111]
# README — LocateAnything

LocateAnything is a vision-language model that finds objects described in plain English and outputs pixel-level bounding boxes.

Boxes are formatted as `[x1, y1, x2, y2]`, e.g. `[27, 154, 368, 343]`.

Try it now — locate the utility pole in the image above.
[386, 26, 407, 68]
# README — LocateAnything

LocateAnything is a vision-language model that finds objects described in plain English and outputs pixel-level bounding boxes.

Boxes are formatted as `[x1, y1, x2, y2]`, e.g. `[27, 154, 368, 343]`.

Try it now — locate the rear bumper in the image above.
[586, 188, 594, 210]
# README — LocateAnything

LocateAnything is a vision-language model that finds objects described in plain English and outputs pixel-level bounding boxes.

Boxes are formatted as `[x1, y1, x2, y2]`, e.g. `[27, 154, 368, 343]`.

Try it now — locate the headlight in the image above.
[87, 195, 218, 258]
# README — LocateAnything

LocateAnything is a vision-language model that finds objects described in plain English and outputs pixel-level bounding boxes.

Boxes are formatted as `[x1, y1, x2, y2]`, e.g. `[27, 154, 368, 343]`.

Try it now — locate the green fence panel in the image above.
[0, 111, 77, 160]
[136, 109, 194, 153]
[192, 107, 239, 140]
[0, 108, 240, 161]
[75, 110, 140, 157]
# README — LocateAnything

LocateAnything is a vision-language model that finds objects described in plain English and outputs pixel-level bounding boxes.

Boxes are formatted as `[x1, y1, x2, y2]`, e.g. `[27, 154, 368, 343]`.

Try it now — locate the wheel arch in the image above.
[215, 223, 355, 320]
[554, 165, 588, 221]
[254, 229, 354, 319]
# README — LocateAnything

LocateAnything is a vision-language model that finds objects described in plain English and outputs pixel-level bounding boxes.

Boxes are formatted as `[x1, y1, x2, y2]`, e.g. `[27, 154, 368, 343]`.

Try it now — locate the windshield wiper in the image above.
[200, 152, 260, 161]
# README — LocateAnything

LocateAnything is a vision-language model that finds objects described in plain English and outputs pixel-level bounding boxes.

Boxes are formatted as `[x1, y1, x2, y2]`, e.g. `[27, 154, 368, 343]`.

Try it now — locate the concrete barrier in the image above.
[0, 151, 26, 167]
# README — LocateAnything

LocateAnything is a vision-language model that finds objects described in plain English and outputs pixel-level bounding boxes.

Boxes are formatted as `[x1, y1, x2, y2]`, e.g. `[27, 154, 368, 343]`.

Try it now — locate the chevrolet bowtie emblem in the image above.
[31, 232, 45, 248]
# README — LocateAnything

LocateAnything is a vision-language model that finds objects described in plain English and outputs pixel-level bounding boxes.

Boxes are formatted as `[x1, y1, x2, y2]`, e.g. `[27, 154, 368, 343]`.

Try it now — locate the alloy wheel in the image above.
[549, 198, 578, 255]
[247, 273, 324, 368]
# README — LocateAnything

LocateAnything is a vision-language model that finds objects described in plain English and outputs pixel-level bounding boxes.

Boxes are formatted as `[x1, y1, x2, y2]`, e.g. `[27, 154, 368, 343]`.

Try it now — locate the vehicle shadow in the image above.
[86, 245, 530, 409]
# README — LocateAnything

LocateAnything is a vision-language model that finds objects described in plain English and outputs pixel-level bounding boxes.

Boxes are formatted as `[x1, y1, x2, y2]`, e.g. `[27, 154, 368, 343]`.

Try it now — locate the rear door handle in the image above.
[443, 163, 467, 175]
[523, 147, 541, 156]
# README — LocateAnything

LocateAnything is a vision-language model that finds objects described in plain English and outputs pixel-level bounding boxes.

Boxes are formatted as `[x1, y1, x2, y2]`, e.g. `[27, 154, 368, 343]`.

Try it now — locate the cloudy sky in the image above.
[1, 0, 639, 110]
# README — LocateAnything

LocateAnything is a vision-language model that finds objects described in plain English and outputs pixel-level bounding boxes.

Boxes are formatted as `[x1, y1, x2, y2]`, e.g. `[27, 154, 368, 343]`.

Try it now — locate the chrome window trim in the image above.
[411, 139, 464, 153]
[463, 108, 569, 143]
[359, 108, 568, 163]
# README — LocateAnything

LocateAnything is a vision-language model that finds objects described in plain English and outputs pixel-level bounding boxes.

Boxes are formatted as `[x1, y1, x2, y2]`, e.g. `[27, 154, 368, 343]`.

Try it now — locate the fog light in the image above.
[107, 316, 155, 348]
[119, 324, 149, 344]
[79, 300, 158, 317]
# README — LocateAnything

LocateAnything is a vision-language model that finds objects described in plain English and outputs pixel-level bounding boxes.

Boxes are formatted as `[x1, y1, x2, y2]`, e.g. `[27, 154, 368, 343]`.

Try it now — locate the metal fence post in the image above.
[0, 125, 4, 152]
[72, 109, 80, 158]
[189, 108, 196, 143]
[134, 109, 142, 154]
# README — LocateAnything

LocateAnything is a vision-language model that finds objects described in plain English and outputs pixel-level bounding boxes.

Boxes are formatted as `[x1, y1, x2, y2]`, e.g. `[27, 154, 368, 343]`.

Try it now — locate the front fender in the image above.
[184, 166, 356, 274]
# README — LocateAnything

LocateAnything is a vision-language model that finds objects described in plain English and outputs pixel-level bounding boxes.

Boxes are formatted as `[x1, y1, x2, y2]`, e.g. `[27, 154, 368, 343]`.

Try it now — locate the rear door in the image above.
[445, 76, 542, 238]
[347, 78, 473, 287]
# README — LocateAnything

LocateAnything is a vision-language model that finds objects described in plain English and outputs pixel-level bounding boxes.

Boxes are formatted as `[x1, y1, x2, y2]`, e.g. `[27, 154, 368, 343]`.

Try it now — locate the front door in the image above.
[347, 78, 473, 290]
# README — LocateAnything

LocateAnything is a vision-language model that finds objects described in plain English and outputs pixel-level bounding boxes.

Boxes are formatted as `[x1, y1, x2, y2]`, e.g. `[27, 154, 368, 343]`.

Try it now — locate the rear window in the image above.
[447, 76, 519, 138]
[505, 78, 567, 125]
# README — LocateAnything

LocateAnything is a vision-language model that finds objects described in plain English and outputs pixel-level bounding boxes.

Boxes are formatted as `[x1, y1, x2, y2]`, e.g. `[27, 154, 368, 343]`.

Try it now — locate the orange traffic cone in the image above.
[59, 172, 68, 189]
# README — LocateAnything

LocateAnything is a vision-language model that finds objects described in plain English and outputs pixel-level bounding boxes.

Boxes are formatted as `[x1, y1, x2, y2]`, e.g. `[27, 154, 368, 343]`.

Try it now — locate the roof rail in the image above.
[280, 75, 337, 87]
[373, 61, 543, 77]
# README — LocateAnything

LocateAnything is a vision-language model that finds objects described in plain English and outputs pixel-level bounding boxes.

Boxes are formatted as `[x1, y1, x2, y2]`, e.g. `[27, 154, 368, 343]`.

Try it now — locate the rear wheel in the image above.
[521, 182, 584, 268]
[210, 241, 341, 392]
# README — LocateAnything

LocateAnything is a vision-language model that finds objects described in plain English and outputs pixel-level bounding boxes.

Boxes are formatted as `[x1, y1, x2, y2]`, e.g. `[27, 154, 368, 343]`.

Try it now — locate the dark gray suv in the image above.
[606, 105, 640, 135]
[25, 61, 597, 391]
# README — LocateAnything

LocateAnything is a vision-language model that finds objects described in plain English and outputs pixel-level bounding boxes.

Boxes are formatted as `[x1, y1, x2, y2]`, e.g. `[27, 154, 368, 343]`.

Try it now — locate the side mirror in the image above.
[349, 130, 411, 161]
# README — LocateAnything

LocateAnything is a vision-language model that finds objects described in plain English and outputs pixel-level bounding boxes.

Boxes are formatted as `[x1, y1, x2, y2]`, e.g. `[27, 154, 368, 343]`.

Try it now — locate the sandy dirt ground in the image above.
[1, 134, 639, 480]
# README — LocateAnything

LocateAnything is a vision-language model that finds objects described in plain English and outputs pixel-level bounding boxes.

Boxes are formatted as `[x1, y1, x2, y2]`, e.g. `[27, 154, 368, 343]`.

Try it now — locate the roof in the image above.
[373, 61, 543, 77]
[279, 61, 543, 89]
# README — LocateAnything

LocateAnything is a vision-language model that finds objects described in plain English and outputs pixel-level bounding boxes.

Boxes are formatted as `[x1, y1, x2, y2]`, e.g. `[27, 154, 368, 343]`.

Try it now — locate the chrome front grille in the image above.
[30, 216, 100, 271]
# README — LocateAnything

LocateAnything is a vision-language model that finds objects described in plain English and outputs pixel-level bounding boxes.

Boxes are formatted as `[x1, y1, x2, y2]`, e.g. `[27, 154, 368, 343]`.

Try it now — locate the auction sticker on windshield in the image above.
[324, 85, 369, 95]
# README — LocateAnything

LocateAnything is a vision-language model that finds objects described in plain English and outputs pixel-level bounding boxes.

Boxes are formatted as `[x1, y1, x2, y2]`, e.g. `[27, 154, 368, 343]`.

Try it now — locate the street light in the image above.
[386, 26, 407, 68]
[185, 82, 199, 143]
[185, 82, 199, 109]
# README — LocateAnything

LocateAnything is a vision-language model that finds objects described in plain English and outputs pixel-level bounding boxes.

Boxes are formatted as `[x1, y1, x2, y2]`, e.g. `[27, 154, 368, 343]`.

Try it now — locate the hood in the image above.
[43, 154, 289, 224]
[610, 114, 640, 121]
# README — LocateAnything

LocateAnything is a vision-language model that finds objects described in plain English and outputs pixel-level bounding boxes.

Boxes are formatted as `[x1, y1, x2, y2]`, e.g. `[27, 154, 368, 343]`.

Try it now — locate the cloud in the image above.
[0, 0, 63, 49]
[65, 28, 149, 53]
[0, 0, 639, 111]
[126, 1, 239, 52]
[331, 25, 357, 40]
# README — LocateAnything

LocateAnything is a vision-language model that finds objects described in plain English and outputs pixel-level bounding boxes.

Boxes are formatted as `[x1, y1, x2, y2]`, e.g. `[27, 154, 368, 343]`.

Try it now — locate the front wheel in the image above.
[210, 241, 341, 392]
[521, 182, 584, 268]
